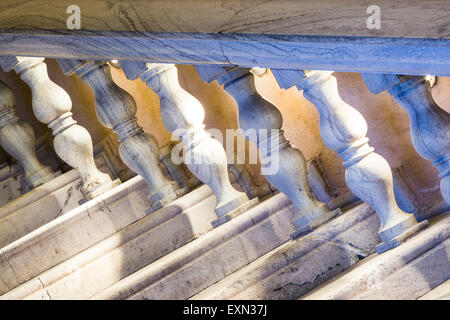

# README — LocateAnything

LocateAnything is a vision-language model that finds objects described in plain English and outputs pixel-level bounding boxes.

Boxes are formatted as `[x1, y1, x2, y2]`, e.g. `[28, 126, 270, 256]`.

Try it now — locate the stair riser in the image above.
[193, 203, 381, 300]
[0, 172, 82, 248]
[303, 215, 450, 300]
[91, 193, 297, 300]
[0, 177, 211, 295]
[7, 192, 217, 300]
[355, 239, 449, 300]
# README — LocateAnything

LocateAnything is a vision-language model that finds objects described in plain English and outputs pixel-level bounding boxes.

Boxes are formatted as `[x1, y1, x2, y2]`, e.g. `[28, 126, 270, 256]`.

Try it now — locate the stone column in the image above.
[56, 59, 182, 212]
[362, 74, 450, 205]
[195, 66, 340, 238]
[119, 62, 250, 221]
[272, 69, 428, 253]
[0, 80, 56, 191]
[0, 56, 118, 200]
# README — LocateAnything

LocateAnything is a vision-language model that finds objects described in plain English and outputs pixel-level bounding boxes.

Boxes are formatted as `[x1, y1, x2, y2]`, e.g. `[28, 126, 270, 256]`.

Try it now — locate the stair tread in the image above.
[302, 213, 450, 300]
[192, 202, 379, 300]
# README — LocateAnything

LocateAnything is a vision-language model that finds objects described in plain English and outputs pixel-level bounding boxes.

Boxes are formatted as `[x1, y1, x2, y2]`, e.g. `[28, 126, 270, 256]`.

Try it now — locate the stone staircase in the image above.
[0, 55, 448, 301]
[0, 173, 448, 300]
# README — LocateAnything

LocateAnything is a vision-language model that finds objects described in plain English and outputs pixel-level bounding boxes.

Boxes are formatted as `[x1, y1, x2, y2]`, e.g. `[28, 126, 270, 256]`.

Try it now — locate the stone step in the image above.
[192, 202, 381, 300]
[0, 176, 212, 296]
[0, 164, 25, 207]
[2, 184, 220, 300]
[302, 213, 450, 300]
[418, 279, 450, 300]
[0, 163, 119, 248]
[90, 193, 300, 300]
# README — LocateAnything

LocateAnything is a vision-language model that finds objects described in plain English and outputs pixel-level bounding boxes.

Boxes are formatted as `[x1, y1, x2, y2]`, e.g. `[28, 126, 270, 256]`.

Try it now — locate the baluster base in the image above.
[23, 168, 60, 192]
[145, 181, 184, 214]
[78, 178, 121, 204]
[290, 205, 342, 240]
[211, 197, 260, 228]
[376, 219, 429, 253]
[85, 178, 121, 199]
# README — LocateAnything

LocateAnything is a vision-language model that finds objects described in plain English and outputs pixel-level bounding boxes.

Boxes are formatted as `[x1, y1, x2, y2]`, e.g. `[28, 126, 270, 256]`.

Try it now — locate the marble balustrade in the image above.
[0, 55, 447, 254]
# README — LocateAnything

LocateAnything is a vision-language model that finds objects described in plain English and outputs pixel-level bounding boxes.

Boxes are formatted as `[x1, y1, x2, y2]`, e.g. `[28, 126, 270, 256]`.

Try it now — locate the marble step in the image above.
[418, 279, 450, 300]
[0, 164, 26, 207]
[0, 163, 119, 248]
[2, 184, 221, 300]
[90, 193, 302, 300]
[302, 213, 450, 300]
[0, 176, 212, 296]
[192, 202, 381, 300]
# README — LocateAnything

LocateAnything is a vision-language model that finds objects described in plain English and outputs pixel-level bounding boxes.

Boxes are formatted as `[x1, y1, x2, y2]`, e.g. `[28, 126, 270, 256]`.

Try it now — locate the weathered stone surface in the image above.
[0, 164, 24, 206]
[302, 213, 450, 300]
[0, 159, 117, 248]
[0, 177, 211, 295]
[192, 202, 379, 300]
[0, 169, 81, 248]
[418, 279, 450, 300]
[90, 192, 297, 300]
[1, 184, 216, 299]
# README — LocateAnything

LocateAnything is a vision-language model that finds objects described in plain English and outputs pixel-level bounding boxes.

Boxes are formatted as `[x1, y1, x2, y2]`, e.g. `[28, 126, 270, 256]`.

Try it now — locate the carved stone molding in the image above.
[272, 69, 428, 253]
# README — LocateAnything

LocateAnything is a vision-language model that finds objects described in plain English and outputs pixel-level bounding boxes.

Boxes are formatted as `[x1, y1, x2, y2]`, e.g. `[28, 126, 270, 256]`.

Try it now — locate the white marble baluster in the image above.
[120, 62, 250, 220]
[0, 56, 117, 200]
[272, 69, 428, 253]
[362, 74, 450, 205]
[57, 59, 180, 212]
[195, 66, 340, 238]
[0, 80, 56, 190]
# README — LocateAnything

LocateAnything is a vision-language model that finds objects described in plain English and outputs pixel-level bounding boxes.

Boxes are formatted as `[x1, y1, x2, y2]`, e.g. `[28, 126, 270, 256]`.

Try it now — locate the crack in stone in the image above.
[56, 185, 74, 217]
[37, 277, 52, 300]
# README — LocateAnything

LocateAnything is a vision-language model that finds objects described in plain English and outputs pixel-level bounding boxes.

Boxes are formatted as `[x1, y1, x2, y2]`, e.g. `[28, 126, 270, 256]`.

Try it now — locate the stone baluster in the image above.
[0, 80, 56, 191]
[0, 56, 118, 200]
[271, 69, 428, 253]
[119, 62, 250, 221]
[159, 142, 202, 190]
[56, 59, 181, 212]
[195, 66, 340, 238]
[362, 74, 450, 205]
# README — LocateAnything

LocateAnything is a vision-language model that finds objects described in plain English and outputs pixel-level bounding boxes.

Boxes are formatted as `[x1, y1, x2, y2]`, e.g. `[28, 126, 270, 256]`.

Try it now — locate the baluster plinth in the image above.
[272, 69, 428, 252]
